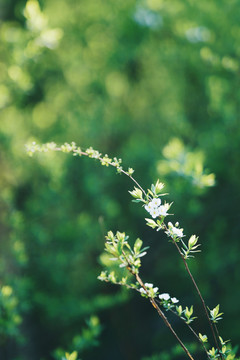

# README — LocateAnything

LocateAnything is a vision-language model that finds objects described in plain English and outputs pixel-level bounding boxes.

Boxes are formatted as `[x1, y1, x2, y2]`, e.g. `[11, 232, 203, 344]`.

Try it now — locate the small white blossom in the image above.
[147, 284, 159, 296]
[148, 202, 156, 210]
[168, 222, 184, 238]
[140, 284, 158, 297]
[159, 293, 170, 301]
[145, 283, 153, 288]
[172, 227, 184, 238]
[150, 198, 161, 208]
[158, 204, 168, 216]
[145, 198, 169, 219]
[171, 297, 179, 304]
[145, 203, 153, 212]
[150, 208, 160, 218]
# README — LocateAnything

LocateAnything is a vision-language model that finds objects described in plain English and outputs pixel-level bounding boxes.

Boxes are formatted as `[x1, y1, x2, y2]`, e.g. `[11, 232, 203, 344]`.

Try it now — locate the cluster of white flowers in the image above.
[145, 198, 168, 219]
[140, 283, 158, 295]
[159, 293, 179, 303]
[168, 222, 184, 238]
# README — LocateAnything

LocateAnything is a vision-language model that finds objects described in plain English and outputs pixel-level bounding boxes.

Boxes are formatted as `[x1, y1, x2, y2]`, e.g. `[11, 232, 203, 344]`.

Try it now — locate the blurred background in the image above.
[0, 0, 240, 359]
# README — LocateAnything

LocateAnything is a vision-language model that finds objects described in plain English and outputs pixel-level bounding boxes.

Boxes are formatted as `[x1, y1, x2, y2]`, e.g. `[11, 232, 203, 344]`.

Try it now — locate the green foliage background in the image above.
[0, 0, 240, 359]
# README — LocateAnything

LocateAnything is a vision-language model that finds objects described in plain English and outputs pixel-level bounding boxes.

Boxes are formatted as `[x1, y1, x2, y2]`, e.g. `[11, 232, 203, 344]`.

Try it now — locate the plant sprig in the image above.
[26, 142, 238, 360]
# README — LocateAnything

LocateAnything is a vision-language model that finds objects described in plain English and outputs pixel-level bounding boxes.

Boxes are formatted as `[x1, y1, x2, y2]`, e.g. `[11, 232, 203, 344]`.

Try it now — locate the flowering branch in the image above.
[155, 299, 211, 359]
[98, 230, 195, 360]
[26, 142, 237, 360]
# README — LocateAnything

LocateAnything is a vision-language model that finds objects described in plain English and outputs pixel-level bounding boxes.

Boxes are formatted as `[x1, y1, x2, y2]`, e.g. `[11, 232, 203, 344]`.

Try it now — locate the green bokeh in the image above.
[0, 0, 240, 359]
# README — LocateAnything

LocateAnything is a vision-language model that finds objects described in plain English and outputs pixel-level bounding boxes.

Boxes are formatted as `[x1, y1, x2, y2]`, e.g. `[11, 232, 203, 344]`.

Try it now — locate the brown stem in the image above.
[163, 303, 211, 360]
[104, 277, 210, 359]
[213, 322, 221, 345]
[118, 247, 195, 360]
[134, 272, 195, 360]
[52, 145, 220, 358]
[169, 236, 223, 359]
[57, 146, 148, 197]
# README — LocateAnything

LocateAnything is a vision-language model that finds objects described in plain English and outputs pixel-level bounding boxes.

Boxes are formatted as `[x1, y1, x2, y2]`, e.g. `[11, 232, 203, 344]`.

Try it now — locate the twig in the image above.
[156, 300, 211, 360]
[31, 144, 221, 359]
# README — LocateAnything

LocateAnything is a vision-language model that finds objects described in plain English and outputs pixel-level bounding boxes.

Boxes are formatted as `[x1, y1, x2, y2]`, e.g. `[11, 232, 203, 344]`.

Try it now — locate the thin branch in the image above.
[170, 235, 222, 358]
[119, 250, 195, 360]
[102, 275, 210, 360]
[155, 301, 211, 360]
[33, 144, 221, 358]
[54, 146, 147, 197]
[134, 272, 195, 360]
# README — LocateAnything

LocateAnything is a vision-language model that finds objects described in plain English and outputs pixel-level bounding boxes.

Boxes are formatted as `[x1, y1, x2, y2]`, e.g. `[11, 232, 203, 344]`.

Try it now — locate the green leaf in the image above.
[106, 231, 114, 241]
[147, 189, 154, 196]
[65, 351, 78, 360]
[145, 218, 158, 229]
[127, 167, 135, 176]
[155, 179, 165, 194]
[210, 304, 224, 322]
[213, 304, 220, 317]
[208, 347, 218, 357]
[128, 187, 143, 199]
[108, 271, 117, 283]
[188, 235, 198, 249]
[156, 218, 164, 227]
[117, 240, 123, 255]
[134, 238, 143, 254]
[98, 271, 107, 281]
[176, 305, 183, 316]
[151, 184, 155, 194]
[104, 242, 115, 255]
[135, 251, 147, 258]
[199, 333, 208, 343]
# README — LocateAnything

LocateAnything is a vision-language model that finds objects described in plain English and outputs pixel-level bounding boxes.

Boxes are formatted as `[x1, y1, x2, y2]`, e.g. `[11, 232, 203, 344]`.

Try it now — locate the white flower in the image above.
[140, 284, 158, 297]
[148, 201, 156, 211]
[172, 227, 184, 238]
[150, 198, 161, 208]
[158, 204, 168, 216]
[159, 293, 170, 301]
[145, 283, 158, 293]
[145, 199, 169, 219]
[168, 222, 184, 238]
[150, 208, 160, 218]
[145, 203, 153, 212]
[145, 283, 153, 288]
[171, 297, 179, 304]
